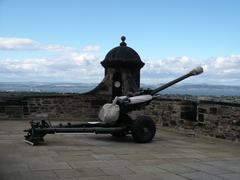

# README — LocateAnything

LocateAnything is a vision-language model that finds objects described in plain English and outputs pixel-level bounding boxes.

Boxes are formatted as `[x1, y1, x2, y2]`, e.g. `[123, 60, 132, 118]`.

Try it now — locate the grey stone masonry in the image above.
[0, 94, 239, 141]
[130, 98, 240, 142]
[0, 93, 111, 121]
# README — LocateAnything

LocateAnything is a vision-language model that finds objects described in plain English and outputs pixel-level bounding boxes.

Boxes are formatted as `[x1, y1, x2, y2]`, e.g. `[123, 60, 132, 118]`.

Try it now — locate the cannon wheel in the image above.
[132, 116, 156, 143]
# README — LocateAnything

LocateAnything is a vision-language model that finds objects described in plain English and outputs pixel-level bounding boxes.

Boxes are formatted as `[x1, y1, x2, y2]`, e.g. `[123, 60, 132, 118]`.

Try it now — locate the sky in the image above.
[0, 0, 240, 85]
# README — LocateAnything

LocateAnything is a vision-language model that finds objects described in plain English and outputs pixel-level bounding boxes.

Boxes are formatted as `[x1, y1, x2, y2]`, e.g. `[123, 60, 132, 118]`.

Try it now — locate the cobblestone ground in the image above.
[0, 121, 240, 180]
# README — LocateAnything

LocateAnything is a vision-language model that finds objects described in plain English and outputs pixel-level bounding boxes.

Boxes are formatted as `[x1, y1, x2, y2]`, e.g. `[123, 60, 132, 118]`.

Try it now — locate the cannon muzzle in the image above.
[189, 66, 204, 76]
[150, 66, 203, 95]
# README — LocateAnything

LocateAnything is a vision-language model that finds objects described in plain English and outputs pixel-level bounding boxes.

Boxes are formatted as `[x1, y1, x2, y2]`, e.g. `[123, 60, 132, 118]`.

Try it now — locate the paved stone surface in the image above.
[0, 121, 240, 180]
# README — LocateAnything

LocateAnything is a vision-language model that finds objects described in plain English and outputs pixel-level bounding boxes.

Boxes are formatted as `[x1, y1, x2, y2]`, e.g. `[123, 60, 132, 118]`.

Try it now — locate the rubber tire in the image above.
[132, 116, 156, 143]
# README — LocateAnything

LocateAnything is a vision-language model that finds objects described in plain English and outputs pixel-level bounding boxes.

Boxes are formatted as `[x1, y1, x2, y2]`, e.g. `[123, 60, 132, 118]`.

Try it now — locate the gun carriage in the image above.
[24, 67, 203, 145]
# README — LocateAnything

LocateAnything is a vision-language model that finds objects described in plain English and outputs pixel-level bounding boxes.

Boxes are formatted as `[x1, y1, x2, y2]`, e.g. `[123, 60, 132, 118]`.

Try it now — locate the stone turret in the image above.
[90, 36, 144, 99]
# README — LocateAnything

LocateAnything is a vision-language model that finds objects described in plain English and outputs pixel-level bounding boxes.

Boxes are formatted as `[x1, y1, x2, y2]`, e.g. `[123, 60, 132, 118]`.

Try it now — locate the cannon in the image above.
[24, 66, 203, 145]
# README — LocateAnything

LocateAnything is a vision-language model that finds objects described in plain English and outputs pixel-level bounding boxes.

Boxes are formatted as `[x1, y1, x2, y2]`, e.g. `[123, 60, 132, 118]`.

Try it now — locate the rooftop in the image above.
[0, 121, 240, 180]
[101, 36, 145, 69]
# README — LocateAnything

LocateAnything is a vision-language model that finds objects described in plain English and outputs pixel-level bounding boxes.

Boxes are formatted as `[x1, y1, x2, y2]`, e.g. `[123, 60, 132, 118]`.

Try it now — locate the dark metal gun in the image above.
[150, 66, 203, 95]
[24, 66, 203, 145]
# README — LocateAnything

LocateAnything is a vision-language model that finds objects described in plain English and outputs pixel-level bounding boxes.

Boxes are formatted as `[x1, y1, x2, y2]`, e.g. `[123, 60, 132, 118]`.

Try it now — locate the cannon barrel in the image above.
[150, 66, 203, 95]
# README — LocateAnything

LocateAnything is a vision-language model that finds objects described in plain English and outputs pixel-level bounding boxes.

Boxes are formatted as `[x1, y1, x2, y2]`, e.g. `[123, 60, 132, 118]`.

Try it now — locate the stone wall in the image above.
[196, 101, 240, 141]
[0, 93, 111, 121]
[130, 98, 197, 127]
[130, 98, 240, 142]
[0, 94, 239, 141]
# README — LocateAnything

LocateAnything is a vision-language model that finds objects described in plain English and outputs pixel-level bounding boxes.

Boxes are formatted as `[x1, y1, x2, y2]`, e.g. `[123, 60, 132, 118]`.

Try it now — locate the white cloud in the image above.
[0, 37, 103, 82]
[142, 56, 201, 79]
[0, 37, 240, 85]
[213, 55, 240, 75]
[0, 37, 101, 53]
[0, 55, 103, 82]
[44, 44, 74, 52]
[0, 37, 79, 53]
[82, 45, 100, 52]
[0, 37, 38, 50]
[141, 55, 240, 85]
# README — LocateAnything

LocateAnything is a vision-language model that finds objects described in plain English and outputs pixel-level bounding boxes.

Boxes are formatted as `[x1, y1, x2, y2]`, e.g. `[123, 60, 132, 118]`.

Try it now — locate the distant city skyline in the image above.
[0, 0, 240, 85]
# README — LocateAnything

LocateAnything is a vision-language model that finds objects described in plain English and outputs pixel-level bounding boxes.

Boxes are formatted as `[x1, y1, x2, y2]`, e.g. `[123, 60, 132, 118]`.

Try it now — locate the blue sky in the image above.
[0, 0, 240, 85]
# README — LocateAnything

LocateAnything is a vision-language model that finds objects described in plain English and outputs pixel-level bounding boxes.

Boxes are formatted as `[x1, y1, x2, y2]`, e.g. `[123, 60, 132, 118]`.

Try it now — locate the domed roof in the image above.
[101, 36, 145, 69]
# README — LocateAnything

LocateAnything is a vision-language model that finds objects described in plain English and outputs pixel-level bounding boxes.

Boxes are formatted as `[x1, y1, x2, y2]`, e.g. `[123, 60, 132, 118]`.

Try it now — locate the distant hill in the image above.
[144, 84, 240, 96]
[0, 82, 239, 96]
[0, 82, 97, 94]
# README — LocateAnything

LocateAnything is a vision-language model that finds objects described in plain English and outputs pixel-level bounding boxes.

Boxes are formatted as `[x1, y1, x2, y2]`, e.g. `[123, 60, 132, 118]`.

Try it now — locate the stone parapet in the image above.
[0, 93, 239, 141]
[0, 93, 111, 121]
[130, 98, 240, 142]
